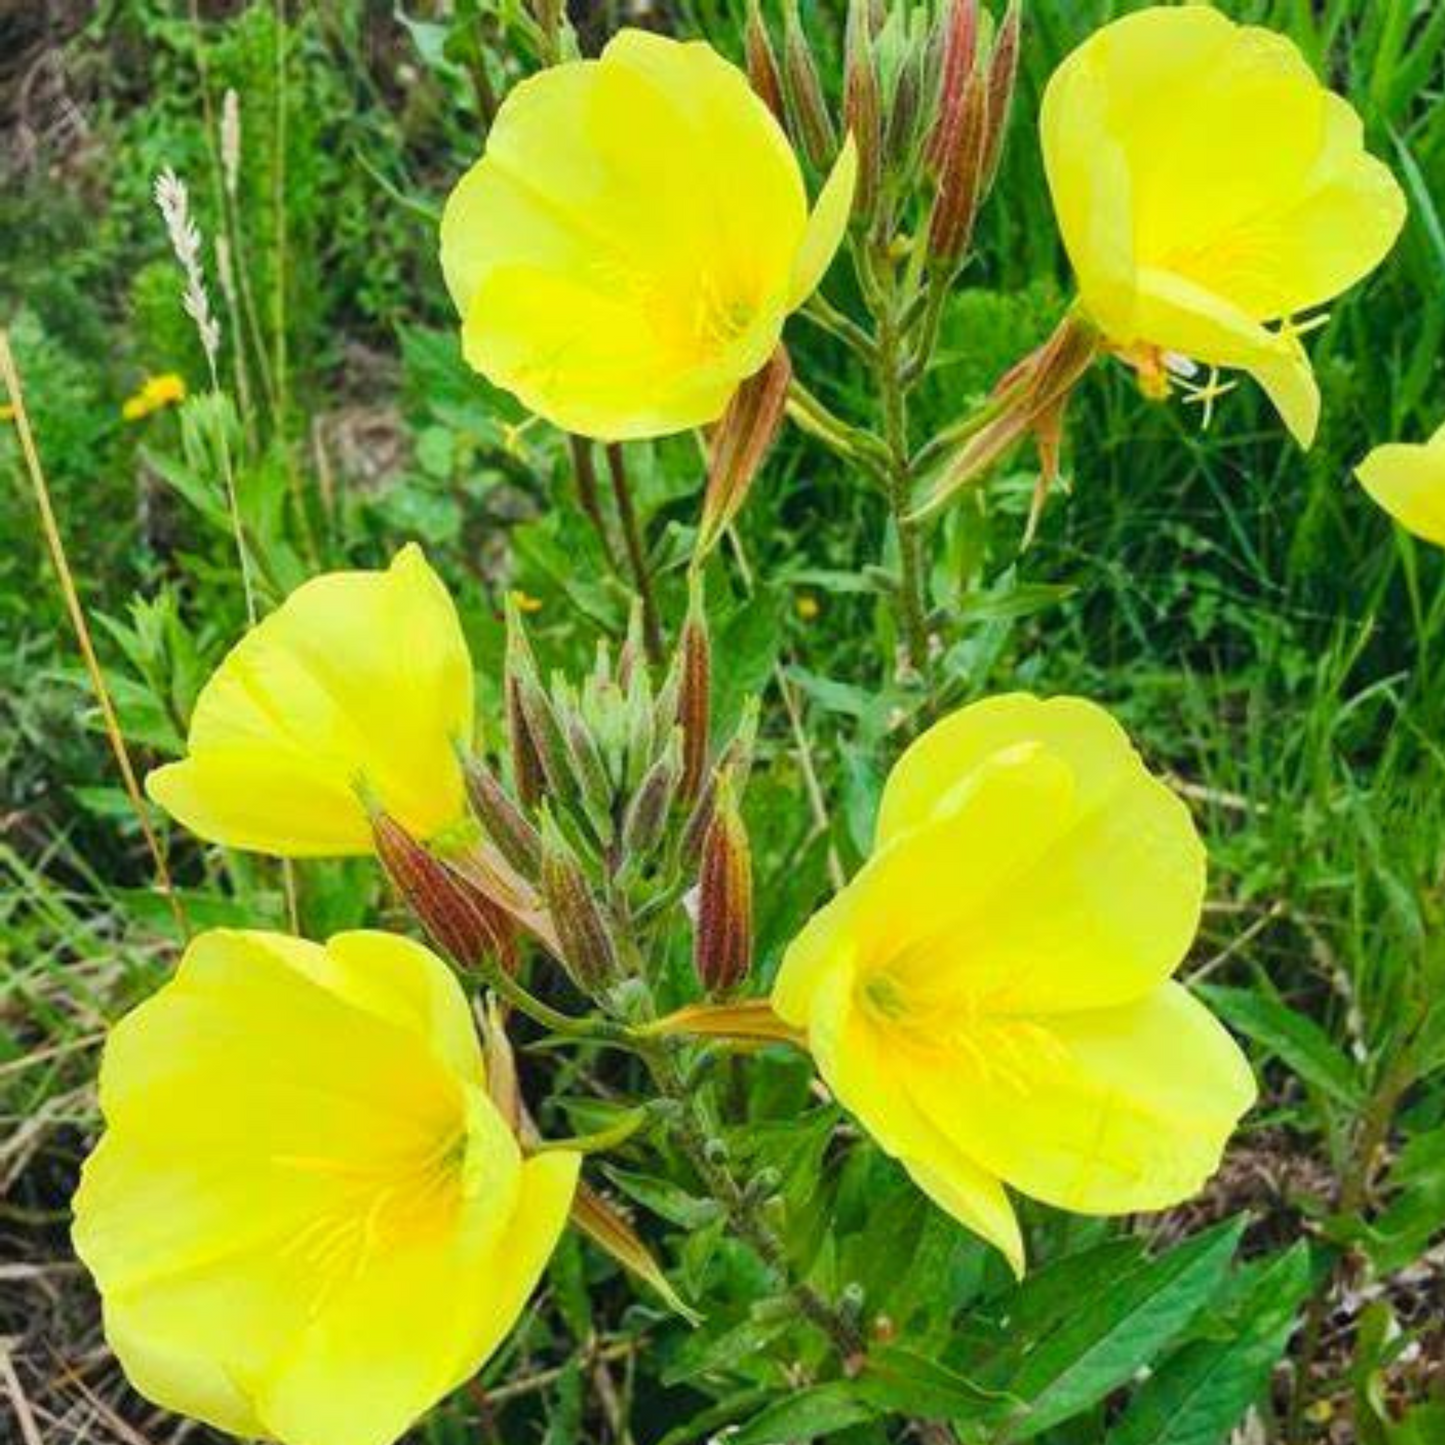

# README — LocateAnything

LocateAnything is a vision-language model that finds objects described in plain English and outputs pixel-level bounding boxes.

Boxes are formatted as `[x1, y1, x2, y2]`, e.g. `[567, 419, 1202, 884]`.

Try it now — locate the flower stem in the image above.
[605, 443, 663, 662]
[640, 1037, 867, 1368]
[874, 305, 932, 688]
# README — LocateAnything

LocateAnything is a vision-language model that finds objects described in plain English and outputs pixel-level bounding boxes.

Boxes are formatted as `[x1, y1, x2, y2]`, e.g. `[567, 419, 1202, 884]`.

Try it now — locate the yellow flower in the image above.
[440, 29, 856, 441]
[795, 593, 820, 621]
[1355, 422, 1445, 546]
[772, 694, 1255, 1274]
[122, 372, 187, 421]
[147, 545, 474, 856]
[73, 928, 578, 1445]
[1041, 5, 1405, 447]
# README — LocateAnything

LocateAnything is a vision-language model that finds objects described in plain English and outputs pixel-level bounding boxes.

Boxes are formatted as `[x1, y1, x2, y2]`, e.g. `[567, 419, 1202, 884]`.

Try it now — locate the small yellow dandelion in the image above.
[121, 372, 187, 422]
[795, 593, 820, 621]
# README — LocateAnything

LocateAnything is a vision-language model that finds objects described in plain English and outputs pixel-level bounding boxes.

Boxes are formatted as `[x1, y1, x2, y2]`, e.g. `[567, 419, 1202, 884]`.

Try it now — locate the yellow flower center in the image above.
[275, 1083, 497, 1315]
[859, 960, 1069, 1096]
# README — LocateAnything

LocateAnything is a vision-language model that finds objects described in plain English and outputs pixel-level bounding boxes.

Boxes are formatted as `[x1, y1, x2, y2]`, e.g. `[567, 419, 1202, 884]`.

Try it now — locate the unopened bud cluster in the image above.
[747, 0, 1021, 272]
[383, 588, 759, 1002]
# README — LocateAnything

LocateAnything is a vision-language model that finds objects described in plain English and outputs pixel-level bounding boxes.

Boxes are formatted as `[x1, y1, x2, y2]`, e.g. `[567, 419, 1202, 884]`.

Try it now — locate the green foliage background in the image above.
[1, 1, 1443, 1443]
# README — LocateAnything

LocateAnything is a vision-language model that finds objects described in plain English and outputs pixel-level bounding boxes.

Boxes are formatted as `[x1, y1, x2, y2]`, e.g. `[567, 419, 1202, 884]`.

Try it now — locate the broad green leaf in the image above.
[1001, 1219, 1245, 1440]
[1110, 1244, 1312, 1445]
[730, 1383, 877, 1445]
[1199, 985, 1363, 1107]
[856, 1346, 1011, 1423]
[601, 1165, 720, 1230]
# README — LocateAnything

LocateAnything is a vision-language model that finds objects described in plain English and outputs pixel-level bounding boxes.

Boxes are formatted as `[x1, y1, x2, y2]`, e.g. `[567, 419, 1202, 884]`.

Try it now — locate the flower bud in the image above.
[572, 1183, 702, 1321]
[506, 602, 569, 805]
[980, 0, 1021, 192]
[540, 814, 618, 990]
[373, 812, 518, 974]
[464, 757, 542, 878]
[927, 57, 988, 267]
[781, 0, 838, 171]
[622, 729, 684, 859]
[882, 14, 929, 181]
[678, 582, 712, 802]
[745, 0, 787, 123]
[694, 772, 753, 995]
[844, 0, 883, 222]
[682, 697, 760, 861]
[697, 346, 793, 560]
[926, 0, 979, 175]
[556, 683, 616, 841]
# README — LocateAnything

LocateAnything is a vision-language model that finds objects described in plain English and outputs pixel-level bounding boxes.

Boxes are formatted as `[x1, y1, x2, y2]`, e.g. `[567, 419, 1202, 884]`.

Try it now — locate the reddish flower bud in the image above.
[697, 346, 793, 559]
[927, 60, 988, 266]
[694, 773, 753, 995]
[464, 757, 542, 878]
[926, 0, 979, 175]
[373, 812, 518, 974]
[844, 0, 883, 222]
[745, 0, 787, 123]
[781, 0, 838, 170]
[623, 730, 684, 858]
[980, 0, 1022, 192]
[678, 582, 712, 802]
[540, 816, 618, 991]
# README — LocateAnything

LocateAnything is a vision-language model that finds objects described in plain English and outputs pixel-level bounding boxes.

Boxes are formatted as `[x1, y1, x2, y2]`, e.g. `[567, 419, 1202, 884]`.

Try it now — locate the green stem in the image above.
[480, 960, 634, 1045]
[640, 1038, 866, 1367]
[875, 305, 932, 687]
[786, 381, 891, 481]
[605, 443, 663, 662]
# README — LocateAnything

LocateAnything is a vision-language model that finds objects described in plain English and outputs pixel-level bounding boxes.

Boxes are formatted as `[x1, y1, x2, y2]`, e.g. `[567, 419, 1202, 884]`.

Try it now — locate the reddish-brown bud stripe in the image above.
[927, 62, 989, 265]
[678, 590, 711, 802]
[745, 0, 787, 122]
[926, 0, 980, 175]
[980, 0, 1022, 191]
[540, 821, 618, 989]
[373, 813, 518, 973]
[694, 777, 753, 994]
[697, 346, 793, 559]
[844, 0, 883, 220]
[464, 758, 543, 878]
[781, 0, 837, 169]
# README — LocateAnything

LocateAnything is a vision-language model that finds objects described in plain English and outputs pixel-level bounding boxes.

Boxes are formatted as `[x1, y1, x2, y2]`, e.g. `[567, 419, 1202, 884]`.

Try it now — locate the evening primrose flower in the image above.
[440, 28, 856, 440]
[1355, 422, 1445, 546]
[122, 371, 187, 421]
[147, 545, 473, 856]
[73, 929, 579, 1445]
[1041, 5, 1405, 446]
[772, 694, 1255, 1274]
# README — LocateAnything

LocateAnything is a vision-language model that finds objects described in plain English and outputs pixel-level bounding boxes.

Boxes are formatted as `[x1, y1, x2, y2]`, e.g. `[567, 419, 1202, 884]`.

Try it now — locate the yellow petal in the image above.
[858, 702, 1205, 1015]
[902, 982, 1256, 1215]
[440, 30, 816, 439]
[876, 693, 1140, 846]
[1355, 424, 1445, 546]
[804, 966, 1025, 1271]
[147, 545, 473, 857]
[72, 930, 571, 1445]
[789, 134, 858, 309]
[1042, 3, 1402, 439]
[1132, 268, 1320, 446]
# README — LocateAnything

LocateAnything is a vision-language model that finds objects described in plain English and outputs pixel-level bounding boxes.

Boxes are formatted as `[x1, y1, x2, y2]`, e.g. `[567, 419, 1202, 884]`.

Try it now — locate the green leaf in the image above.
[856, 1346, 1010, 1422]
[1199, 985, 1363, 1107]
[600, 1165, 721, 1230]
[1001, 1219, 1245, 1440]
[730, 1383, 878, 1445]
[1109, 1244, 1312, 1445]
